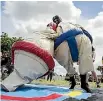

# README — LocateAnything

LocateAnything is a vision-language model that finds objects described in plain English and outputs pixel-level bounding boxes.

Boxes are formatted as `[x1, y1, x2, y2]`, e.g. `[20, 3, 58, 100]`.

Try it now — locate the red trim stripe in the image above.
[12, 41, 55, 70]
[1, 93, 62, 101]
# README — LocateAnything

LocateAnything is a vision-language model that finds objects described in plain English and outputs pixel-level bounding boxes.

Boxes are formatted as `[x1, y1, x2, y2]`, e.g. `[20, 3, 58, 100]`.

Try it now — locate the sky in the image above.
[1, 1, 103, 75]
[73, 1, 103, 18]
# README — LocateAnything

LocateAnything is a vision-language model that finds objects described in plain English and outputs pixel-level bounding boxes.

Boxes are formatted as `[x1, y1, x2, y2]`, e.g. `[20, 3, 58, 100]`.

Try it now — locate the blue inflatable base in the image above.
[1, 84, 92, 101]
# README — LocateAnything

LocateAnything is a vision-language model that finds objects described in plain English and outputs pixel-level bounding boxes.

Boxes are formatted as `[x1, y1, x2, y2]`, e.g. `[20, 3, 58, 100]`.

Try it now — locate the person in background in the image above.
[47, 69, 54, 82]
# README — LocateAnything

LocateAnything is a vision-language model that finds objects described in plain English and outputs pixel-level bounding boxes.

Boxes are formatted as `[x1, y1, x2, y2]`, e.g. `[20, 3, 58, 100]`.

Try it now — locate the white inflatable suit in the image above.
[54, 22, 94, 75]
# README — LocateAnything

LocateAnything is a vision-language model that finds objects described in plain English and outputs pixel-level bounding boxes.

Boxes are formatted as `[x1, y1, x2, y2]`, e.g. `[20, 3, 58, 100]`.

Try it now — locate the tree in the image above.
[1, 32, 23, 53]
[97, 66, 103, 74]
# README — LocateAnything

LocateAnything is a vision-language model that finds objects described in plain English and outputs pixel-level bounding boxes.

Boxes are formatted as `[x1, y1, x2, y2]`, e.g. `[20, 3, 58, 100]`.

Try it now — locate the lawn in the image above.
[32, 79, 103, 88]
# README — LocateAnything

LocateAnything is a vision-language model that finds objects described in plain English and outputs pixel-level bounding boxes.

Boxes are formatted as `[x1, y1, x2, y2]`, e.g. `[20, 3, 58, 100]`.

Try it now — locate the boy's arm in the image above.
[47, 26, 63, 39]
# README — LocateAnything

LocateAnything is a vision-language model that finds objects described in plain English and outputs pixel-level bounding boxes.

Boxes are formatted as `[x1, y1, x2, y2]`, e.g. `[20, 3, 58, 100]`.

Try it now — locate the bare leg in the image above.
[91, 71, 100, 88]
[47, 74, 50, 81]
[50, 73, 53, 82]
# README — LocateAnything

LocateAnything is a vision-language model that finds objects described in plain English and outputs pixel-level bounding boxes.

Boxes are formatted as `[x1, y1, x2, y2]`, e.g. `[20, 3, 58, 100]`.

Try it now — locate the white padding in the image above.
[14, 50, 48, 79]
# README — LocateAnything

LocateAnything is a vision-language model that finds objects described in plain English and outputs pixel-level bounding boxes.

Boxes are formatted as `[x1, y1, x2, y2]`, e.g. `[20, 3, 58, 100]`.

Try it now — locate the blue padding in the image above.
[82, 29, 93, 43]
[1, 85, 69, 97]
[54, 29, 82, 62]
[1, 84, 92, 100]
[75, 93, 92, 100]
[54, 29, 82, 50]
[1, 86, 54, 97]
[66, 37, 79, 62]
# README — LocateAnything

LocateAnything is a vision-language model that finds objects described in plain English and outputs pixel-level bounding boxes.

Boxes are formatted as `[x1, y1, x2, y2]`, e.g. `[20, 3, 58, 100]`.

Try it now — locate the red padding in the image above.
[12, 41, 55, 70]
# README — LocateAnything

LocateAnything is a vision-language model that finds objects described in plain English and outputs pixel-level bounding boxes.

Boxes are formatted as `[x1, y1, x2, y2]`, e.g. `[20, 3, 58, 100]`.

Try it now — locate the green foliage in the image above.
[1, 32, 24, 53]
[97, 66, 103, 71]
[97, 66, 101, 71]
[32, 79, 103, 88]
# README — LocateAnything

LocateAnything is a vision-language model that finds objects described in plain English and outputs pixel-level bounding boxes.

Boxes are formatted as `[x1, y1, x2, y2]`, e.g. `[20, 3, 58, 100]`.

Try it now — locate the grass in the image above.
[32, 79, 103, 88]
